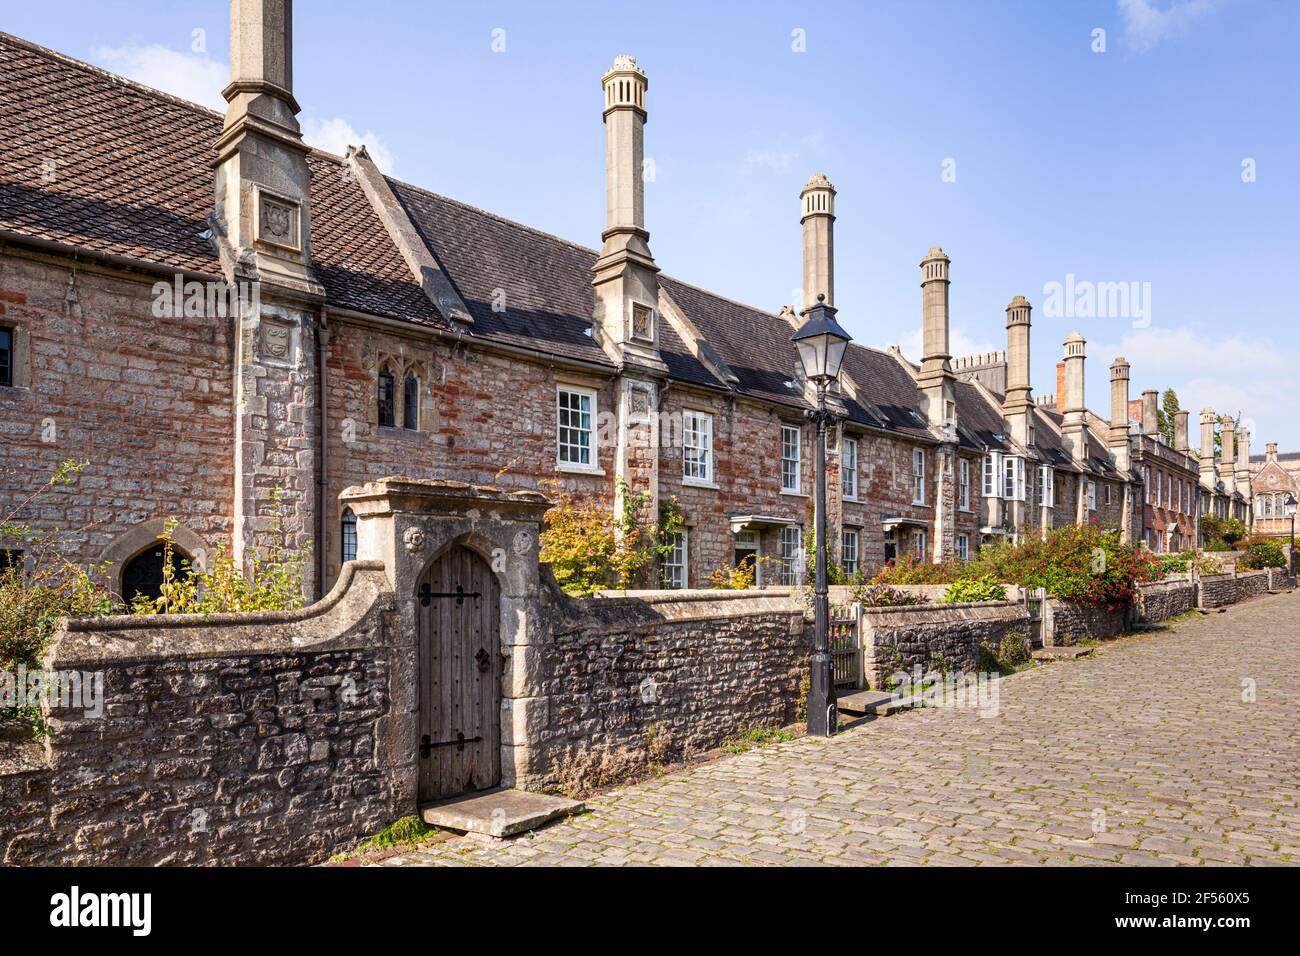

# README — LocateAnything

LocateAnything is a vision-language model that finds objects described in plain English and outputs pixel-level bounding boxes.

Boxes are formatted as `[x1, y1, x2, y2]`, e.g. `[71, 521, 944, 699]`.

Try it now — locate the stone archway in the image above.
[98, 518, 210, 604]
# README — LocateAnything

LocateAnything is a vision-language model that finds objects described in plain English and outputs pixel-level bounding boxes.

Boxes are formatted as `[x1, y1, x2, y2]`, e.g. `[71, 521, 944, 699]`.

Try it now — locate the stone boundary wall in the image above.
[1198, 569, 1270, 609]
[2, 562, 402, 866]
[535, 587, 809, 789]
[1042, 598, 1128, 647]
[1136, 579, 1197, 622]
[860, 601, 1030, 688]
[825, 583, 1023, 604]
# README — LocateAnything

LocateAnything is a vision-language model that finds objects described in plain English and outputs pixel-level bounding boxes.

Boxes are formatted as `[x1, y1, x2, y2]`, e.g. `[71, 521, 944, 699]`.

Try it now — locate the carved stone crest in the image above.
[257, 194, 300, 249]
[512, 530, 533, 557]
[259, 318, 292, 361]
[403, 526, 427, 554]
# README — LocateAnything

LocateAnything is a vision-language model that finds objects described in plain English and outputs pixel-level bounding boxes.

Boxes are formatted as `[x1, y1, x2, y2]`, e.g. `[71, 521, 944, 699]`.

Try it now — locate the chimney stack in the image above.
[1142, 389, 1159, 436]
[1220, 415, 1237, 494]
[1174, 409, 1190, 452]
[1236, 424, 1253, 497]
[591, 55, 665, 374]
[214, 0, 320, 295]
[1004, 296, 1032, 411]
[916, 248, 955, 430]
[1199, 407, 1217, 487]
[1108, 357, 1131, 469]
[1060, 333, 1087, 460]
[1055, 362, 1066, 414]
[800, 174, 836, 311]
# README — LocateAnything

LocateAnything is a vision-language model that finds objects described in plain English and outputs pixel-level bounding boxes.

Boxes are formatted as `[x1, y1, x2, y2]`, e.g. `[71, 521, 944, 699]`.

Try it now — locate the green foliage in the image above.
[1199, 514, 1247, 551]
[802, 525, 846, 586]
[870, 553, 963, 585]
[1154, 549, 1222, 576]
[1158, 388, 1180, 447]
[706, 559, 760, 590]
[964, 524, 1159, 610]
[538, 479, 680, 596]
[1238, 538, 1286, 570]
[355, 815, 437, 853]
[128, 490, 307, 615]
[942, 575, 1005, 604]
[0, 461, 114, 730]
[721, 724, 795, 754]
[850, 581, 930, 607]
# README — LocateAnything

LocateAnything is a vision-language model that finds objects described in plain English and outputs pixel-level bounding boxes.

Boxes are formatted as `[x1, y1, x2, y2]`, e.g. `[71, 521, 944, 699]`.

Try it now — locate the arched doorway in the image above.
[121, 543, 189, 605]
[415, 544, 502, 803]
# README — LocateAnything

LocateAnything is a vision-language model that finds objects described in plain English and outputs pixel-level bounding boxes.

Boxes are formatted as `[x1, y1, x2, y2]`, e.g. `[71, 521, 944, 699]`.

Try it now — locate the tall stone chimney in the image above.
[592, 55, 665, 537]
[800, 174, 836, 311]
[1199, 407, 1218, 488]
[1142, 389, 1159, 437]
[1174, 409, 1190, 452]
[1108, 357, 1131, 470]
[1055, 362, 1066, 414]
[1060, 332, 1087, 460]
[213, 0, 321, 296]
[1220, 416, 1237, 494]
[1236, 424, 1252, 499]
[1003, 296, 1032, 445]
[917, 248, 955, 431]
[592, 55, 665, 375]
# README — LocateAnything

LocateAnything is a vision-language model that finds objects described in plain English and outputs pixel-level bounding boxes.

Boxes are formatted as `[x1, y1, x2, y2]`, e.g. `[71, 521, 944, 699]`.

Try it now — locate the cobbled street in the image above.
[391, 590, 1299, 867]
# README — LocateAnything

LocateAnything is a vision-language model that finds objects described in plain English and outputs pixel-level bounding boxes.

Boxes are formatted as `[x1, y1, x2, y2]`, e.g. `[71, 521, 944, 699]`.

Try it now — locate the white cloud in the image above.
[89, 43, 396, 174]
[1118, 0, 1217, 53]
[1084, 324, 1299, 446]
[91, 43, 227, 110]
[301, 116, 396, 174]
[899, 325, 1001, 366]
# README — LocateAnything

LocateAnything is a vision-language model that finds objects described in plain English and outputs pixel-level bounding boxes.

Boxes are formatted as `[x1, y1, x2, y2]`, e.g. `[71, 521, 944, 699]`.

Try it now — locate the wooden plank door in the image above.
[415, 545, 501, 803]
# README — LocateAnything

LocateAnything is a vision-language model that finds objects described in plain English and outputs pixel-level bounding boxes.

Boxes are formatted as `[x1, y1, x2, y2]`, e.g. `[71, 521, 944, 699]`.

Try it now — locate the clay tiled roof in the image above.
[0, 33, 441, 326]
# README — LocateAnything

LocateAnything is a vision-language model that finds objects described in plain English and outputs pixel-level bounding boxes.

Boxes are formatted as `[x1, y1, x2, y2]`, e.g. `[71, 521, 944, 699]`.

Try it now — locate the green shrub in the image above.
[1238, 539, 1286, 570]
[997, 633, 1030, 668]
[964, 524, 1158, 611]
[850, 582, 930, 607]
[871, 554, 963, 585]
[942, 575, 1005, 604]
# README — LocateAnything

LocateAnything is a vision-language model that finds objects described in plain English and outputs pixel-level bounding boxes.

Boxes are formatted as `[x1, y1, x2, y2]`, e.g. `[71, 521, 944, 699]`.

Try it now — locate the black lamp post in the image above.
[1285, 493, 1297, 582]
[791, 293, 852, 738]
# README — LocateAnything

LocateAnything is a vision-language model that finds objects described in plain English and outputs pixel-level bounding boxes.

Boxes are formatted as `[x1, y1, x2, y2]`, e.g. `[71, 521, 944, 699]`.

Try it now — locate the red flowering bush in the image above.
[966, 525, 1158, 611]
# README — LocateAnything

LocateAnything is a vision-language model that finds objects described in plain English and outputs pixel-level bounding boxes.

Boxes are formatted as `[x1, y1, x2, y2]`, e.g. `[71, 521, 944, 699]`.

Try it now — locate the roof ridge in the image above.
[0, 31, 228, 122]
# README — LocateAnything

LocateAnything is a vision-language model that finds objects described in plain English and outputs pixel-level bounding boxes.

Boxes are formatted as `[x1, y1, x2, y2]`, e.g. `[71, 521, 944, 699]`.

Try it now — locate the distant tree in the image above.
[1213, 412, 1242, 455]
[1158, 389, 1180, 445]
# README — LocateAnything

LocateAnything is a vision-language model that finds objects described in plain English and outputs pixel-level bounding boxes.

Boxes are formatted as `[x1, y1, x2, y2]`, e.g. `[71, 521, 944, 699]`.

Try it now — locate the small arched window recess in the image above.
[341, 507, 358, 563]
[378, 364, 396, 427]
[403, 372, 419, 430]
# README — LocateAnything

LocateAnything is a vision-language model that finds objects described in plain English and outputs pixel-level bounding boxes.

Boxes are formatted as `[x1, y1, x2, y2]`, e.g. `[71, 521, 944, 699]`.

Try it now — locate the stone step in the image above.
[1032, 645, 1094, 661]
[420, 787, 584, 839]
[836, 690, 895, 715]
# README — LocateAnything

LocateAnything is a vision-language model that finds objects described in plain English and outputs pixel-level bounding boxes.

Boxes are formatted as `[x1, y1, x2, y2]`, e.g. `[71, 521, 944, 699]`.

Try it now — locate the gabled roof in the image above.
[0, 33, 441, 326]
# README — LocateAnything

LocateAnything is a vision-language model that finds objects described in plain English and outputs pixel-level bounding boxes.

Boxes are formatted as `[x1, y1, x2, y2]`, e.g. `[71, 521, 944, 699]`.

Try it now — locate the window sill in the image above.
[780, 490, 808, 499]
[556, 463, 606, 477]
[682, 478, 720, 490]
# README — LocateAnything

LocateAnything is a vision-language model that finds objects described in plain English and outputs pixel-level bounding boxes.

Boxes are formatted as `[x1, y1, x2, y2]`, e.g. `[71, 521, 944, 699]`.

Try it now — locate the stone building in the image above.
[1248, 443, 1299, 540]
[0, 2, 1178, 603]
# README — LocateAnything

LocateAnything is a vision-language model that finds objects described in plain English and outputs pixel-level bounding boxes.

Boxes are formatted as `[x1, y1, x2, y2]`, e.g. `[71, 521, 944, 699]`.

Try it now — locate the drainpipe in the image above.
[317, 304, 330, 600]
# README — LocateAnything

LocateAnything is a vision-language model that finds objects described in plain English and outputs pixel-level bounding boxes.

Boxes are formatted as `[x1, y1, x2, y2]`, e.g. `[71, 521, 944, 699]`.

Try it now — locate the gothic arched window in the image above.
[341, 507, 358, 563]
[378, 364, 396, 427]
[403, 372, 419, 430]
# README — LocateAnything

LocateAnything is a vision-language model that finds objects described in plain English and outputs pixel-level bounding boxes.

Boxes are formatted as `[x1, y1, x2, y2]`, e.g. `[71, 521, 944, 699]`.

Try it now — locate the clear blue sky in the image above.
[12, 1, 1299, 449]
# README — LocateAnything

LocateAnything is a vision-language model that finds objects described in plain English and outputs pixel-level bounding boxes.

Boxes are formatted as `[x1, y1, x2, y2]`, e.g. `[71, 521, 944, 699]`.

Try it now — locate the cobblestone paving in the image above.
[392, 591, 1300, 867]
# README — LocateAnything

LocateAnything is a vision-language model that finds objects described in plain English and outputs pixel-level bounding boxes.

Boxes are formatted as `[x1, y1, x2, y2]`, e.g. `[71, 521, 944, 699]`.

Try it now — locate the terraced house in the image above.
[0, 1, 1221, 601]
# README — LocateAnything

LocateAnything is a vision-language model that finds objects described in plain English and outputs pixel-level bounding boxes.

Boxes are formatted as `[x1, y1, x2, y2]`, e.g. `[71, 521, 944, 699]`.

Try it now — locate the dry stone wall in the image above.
[529, 587, 809, 789]
[860, 601, 1030, 688]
